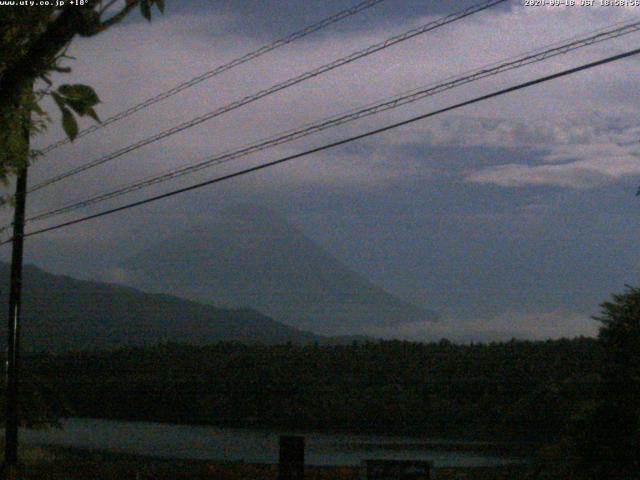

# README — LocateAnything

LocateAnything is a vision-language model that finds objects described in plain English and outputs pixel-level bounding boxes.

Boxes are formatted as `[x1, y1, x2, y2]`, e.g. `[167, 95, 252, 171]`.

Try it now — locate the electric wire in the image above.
[38, 0, 389, 154]
[4, 45, 638, 245]
[25, 20, 640, 224]
[28, 0, 506, 193]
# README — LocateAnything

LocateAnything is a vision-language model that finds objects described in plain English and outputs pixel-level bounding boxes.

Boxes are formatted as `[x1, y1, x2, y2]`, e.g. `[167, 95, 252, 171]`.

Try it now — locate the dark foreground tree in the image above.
[0, 1, 165, 433]
[568, 286, 640, 479]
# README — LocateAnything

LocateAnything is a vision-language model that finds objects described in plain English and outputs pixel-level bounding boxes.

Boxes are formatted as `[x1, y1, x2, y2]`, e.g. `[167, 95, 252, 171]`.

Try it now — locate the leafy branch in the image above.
[51, 84, 101, 141]
[0, 0, 166, 186]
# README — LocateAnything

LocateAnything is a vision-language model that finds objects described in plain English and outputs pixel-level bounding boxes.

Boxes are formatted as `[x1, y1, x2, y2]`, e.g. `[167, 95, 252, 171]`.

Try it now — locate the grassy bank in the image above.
[9, 445, 530, 479]
[0, 447, 526, 480]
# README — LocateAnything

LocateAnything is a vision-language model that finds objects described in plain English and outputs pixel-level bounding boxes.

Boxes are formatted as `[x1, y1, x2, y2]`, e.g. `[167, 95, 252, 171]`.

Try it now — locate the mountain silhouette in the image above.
[0, 262, 328, 352]
[122, 205, 438, 335]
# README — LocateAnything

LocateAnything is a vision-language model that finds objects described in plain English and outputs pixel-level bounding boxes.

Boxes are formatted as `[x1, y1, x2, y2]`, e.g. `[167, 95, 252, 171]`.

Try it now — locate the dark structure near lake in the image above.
[278, 435, 305, 480]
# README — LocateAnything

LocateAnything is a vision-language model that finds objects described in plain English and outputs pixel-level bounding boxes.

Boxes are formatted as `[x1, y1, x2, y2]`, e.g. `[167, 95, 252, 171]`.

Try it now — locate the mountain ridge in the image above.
[122, 205, 438, 335]
[0, 261, 337, 352]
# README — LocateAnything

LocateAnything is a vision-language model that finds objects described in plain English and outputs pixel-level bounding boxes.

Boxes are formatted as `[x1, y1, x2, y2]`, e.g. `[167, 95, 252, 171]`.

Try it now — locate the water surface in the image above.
[21, 418, 525, 467]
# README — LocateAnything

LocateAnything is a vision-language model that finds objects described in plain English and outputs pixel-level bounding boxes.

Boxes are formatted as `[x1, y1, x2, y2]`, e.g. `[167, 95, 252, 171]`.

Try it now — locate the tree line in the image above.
[16, 337, 599, 441]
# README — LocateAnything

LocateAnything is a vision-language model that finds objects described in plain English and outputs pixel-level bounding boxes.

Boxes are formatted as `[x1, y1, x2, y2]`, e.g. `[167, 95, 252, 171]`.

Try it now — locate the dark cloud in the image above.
[165, 0, 515, 40]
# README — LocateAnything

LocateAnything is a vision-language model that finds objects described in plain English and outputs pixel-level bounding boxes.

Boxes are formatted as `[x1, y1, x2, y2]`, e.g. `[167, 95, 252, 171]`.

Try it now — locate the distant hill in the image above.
[122, 205, 438, 335]
[0, 262, 329, 352]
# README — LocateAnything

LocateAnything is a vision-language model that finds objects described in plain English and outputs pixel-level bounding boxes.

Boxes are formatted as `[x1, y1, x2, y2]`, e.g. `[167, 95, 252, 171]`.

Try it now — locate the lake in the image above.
[19, 418, 527, 467]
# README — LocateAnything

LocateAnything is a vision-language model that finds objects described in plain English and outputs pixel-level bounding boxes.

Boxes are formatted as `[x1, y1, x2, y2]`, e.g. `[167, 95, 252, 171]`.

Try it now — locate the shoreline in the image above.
[45, 416, 540, 457]
[65, 414, 545, 443]
[15, 444, 531, 479]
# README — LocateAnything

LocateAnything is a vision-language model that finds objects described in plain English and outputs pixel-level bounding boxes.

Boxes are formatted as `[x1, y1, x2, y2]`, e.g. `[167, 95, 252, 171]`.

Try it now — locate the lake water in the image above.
[20, 418, 525, 467]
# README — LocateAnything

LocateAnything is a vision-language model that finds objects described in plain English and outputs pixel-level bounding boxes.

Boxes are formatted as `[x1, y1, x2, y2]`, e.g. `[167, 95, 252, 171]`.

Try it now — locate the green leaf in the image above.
[57, 84, 100, 106]
[140, 0, 151, 20]
[63, 98, 85, 114]
[61, 107, 78, 141]
[155, 0, 165, 13]
[50, 91, 64, 110]
[85, 107, 101, 123]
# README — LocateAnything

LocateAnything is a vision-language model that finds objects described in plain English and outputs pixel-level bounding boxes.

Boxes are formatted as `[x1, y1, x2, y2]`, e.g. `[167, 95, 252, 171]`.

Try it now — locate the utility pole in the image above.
[3, 84, 31, 480]
[4, 167, 27, 476]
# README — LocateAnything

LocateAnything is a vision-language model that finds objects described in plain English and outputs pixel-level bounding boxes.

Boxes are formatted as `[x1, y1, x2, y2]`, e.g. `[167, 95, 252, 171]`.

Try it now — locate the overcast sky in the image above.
[2, 0, 640, 341]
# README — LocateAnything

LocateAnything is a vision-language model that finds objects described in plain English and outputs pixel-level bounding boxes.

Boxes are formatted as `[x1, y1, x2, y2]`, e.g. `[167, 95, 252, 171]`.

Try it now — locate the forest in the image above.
[18, 337, 601, 442]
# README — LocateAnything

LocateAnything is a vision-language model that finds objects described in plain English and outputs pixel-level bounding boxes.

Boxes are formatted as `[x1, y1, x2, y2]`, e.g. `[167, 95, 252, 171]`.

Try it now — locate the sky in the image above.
[2, 0, 640, 341]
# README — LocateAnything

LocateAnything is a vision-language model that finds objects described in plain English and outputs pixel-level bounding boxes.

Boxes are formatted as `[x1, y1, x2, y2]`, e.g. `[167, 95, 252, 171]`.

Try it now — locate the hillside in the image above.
[123, 205, 438, 335]
[0, 262, 324, 352]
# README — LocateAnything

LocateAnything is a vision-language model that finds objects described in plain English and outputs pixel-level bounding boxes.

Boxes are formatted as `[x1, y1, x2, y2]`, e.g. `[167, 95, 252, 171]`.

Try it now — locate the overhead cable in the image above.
[25, 20, 640, 223]
[29, 0, 506, 193]
[39, 0, 389, 154]
[5, 45, 639, 244]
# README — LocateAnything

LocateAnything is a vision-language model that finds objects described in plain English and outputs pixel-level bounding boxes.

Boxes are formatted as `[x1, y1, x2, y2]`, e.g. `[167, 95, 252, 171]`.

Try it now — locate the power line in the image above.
[28, 0, 506, 193]
[5, 46, 639, 245]
[38, 0, 389, 155]
[25, 20, 640, 223]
